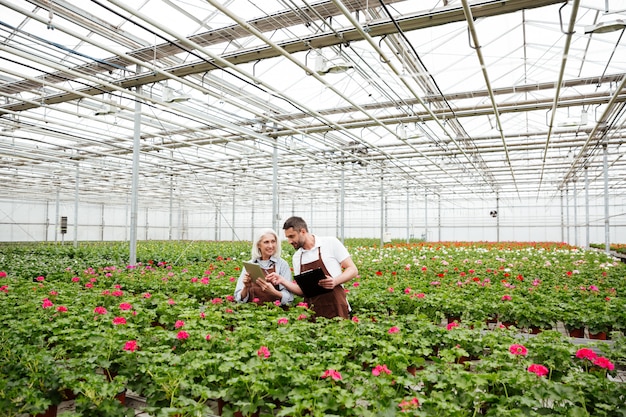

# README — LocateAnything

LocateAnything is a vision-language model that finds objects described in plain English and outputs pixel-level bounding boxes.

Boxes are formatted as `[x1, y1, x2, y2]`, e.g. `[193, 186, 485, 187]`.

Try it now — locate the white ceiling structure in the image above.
[1, 0, 625, 210]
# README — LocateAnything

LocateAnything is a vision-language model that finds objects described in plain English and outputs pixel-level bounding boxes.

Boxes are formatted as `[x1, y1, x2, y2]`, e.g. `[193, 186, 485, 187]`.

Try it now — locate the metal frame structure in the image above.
[1, 0, 625, 242]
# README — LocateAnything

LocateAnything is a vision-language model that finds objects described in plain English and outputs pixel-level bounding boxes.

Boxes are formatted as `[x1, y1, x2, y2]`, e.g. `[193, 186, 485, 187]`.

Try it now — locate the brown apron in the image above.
[249, 263, 281, 305]
[299, 247, 349, 319]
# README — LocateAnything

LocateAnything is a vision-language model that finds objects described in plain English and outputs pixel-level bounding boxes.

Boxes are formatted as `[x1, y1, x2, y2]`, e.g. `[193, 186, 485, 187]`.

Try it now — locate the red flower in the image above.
[112, 317, 127, 325]
[94, 306, 107, 315]
[509, 344, 528, 356]
[176, 331, 189, 340]
[592, 356, 615, 371]
[375, 271, 383, 276]
[56, 305, 68, 312]
[575, 348, 597, 361]
[123, 340, 138, 352]
[257, 345, 271, 359]
[446, 322, 459, 331]
[372, 364, 392, 376]
[42, 298, 54, 309]
[0, 271, 6, 278]
[528, 364, 549, 377]
[501, 295, 512, 301]
[321, 369, 342, 380]
[388, 326, 400, 334]
[398, 397, 420, 412]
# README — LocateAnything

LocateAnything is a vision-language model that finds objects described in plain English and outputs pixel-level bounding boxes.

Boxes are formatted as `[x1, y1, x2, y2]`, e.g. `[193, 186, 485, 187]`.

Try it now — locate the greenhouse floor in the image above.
[48, 320, 624, 417]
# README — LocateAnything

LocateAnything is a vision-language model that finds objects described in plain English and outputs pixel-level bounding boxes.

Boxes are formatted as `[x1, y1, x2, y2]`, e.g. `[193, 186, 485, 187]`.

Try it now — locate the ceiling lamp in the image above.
[163, 86, 191, 103]
[558, 109, 588, 127]
[94, 103, 118, 116]
[315, 54, 354, 75]
[584, 19, 626, 34]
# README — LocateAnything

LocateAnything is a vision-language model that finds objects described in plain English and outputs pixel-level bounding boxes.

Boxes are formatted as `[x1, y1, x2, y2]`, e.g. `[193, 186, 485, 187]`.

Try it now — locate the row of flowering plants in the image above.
[0, 240, 625, 416]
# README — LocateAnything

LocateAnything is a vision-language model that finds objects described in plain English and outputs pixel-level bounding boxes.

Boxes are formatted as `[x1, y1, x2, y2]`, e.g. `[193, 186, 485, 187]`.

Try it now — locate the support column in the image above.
[73, 164, 79, 248]
[129, 68, 142, 266]
[603, 142, 610, 253]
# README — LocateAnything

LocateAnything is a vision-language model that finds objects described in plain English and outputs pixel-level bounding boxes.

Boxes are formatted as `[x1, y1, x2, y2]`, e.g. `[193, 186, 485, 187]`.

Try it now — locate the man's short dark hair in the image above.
[283, 216, 308, 232]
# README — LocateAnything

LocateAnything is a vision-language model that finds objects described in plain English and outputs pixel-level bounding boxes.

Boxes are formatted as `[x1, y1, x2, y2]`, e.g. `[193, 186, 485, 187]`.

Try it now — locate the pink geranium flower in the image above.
[446, 322, 459, 331]
[42, 298, 54, 309]
[501, 295, 512, 301]
[94, 306, 107, 315]
[528, 364, 549, 377]
[0, 271, 6, 278]
[593, 356, 615, 371]
[112, 317, 127, 325]
[509, 344, 528, 356]
[56, 305, 68, 312]
[372, 364, 392, 376]
[321, 369, 342, 380]
[388, 326, 400, 334]
[176, 331, 189, 340]
[174, 320, 185, 329]
[575, 348, 597, 361]
[257, 346, 271, 359]
[119, 302, 133, 310]
[398, 397, 420, 412]
[123, 340, 138, 352]
[277, 317, 289, 325]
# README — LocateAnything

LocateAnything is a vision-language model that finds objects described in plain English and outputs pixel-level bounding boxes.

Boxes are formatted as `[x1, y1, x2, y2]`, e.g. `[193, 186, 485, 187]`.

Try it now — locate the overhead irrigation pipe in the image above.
[460, 0, 519, 198]
[104, 0, 449, 193]
[330, 0, 497, 193]
[537, 0, 581, 196]
[558, 73, 626, 189]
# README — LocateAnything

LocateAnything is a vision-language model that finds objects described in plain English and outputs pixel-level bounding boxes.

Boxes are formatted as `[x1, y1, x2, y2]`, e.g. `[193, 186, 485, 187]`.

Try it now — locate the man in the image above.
[273, 216, 358, 319]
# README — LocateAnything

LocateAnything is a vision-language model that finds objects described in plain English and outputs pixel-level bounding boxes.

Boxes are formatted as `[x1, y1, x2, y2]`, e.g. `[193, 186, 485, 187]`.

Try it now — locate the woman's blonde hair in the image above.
[251, 228, 281, 260]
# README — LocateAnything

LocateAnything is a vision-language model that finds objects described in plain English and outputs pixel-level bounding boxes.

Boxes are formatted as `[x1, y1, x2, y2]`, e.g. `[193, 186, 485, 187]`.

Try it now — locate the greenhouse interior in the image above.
[1, 0, 626, 416]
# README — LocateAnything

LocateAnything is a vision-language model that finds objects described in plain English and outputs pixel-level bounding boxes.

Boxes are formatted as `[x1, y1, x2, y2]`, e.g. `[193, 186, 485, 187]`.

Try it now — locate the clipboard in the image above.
[294, 268, 332, 298]
[242, 262, 268, 283]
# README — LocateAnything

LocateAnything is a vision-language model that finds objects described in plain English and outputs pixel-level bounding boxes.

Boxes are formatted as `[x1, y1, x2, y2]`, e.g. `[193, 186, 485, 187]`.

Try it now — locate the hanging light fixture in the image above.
[94, 103, 118, 116]
[315, 48, 354, 75]
[584, 19, 626, 34]
[163, 86, 191, 103]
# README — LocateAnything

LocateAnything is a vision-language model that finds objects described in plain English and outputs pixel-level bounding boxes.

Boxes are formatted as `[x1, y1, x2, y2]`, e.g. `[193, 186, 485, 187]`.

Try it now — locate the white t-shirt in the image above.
[292, 235, 350, 277]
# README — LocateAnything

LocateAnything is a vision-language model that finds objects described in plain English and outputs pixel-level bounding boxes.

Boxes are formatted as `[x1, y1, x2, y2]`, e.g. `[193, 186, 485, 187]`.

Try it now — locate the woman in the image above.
[234, 229, 294, 306]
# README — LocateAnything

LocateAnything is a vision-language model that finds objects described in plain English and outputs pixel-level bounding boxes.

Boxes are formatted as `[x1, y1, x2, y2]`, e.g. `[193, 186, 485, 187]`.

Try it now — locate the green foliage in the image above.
[0, 241, 625, 415]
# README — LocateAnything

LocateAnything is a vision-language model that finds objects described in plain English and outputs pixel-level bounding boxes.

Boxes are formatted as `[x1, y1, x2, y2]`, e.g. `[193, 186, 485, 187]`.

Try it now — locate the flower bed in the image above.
[1, 240, 625, 416]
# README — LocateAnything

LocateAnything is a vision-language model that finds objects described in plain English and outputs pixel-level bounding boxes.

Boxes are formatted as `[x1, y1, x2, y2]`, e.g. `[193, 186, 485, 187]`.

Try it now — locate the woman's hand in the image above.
[242, 272, 253, 287]
[255, 276, 272, 292]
